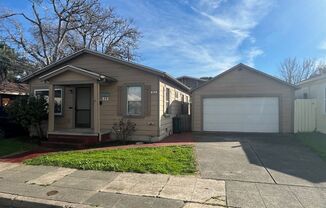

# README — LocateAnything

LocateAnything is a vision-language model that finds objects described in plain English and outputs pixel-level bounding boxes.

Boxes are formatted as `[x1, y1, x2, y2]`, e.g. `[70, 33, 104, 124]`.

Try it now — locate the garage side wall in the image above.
[192, 68, 295, 133]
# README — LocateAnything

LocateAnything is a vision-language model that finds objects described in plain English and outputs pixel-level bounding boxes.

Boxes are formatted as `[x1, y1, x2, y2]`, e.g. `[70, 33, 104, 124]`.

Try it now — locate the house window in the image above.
[181, 94, 185, 103]
[185, 96, 189, 103]
[175, 91, 178, 99]
[324, 88, 326, 113]
[127, 86, 142, 116]
[165, 88, 170, 114]
[34, 89, 63, 115]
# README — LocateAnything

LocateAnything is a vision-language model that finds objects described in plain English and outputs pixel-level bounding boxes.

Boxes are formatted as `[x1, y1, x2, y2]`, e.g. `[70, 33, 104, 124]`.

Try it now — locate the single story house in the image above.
[177, 76, 207, 89]
[191, 64, 296, 133]
[0, 81, 29, 116]
[22, 49, 190, 144]
[0, 81, 29, 138]
[295, 72, 326, 133]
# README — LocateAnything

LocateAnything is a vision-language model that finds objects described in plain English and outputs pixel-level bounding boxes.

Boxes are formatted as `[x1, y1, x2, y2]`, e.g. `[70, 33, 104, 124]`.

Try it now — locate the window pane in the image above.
[128, 87, 141, 101]
[165, 88, 170, 113]
[54, 89, 62, 115]
[36, 91, 48, 97]
[128, 101, 141, 115]
[127, 86, 142, 115]
[35, 90, 49, 102]
[35, 89, 63, 115]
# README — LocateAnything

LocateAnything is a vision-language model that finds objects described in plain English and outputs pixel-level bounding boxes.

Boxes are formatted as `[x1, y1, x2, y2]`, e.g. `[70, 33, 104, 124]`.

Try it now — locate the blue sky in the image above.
[1, 0, 326, 78]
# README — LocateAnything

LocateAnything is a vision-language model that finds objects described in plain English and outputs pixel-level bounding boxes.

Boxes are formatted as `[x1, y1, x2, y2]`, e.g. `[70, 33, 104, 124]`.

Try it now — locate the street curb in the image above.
[0, 192, 101, 208]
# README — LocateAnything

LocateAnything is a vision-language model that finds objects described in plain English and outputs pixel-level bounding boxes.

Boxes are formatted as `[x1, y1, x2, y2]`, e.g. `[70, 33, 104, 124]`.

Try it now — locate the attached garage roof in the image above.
[191, 63, 297, 92]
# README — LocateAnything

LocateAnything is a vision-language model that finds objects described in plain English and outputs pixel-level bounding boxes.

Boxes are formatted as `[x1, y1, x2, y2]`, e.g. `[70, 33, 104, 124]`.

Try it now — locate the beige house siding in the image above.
[100, 80, 159, 141]
[28, 53, 170, 141]
[158, 79, 190, 139]
[29, 77, 79, 130]
[296, 79, 326, 133]
[192, 68, 295, 133]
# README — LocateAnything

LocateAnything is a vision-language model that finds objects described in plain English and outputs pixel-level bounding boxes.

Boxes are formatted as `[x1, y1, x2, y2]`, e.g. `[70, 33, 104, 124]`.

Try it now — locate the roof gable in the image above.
[299, 73, 326, 85]
[191, 63, 297, 92]
[39, 65, 116, 82]
[22, 49, 189, 91]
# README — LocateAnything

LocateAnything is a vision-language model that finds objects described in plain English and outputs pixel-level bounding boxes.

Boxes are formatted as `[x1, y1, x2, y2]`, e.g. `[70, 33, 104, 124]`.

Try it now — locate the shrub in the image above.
[6, 96, 48, 139]
[112, 119, 136, 143]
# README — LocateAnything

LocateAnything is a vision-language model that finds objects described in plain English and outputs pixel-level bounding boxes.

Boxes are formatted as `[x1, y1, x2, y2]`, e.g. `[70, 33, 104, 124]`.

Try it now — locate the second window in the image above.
[127, 86, 142, 116]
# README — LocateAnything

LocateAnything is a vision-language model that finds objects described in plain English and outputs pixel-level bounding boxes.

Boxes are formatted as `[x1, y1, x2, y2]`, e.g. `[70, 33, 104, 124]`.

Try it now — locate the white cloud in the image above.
[116, 0, 274, 77]
[318, 40, 326, 50]
[246, 47, 264, 66]
[198, 0, 227, 10]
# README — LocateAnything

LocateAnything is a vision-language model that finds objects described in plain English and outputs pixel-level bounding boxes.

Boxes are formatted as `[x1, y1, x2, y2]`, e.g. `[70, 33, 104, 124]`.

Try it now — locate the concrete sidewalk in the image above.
[0, 162, 226, 208]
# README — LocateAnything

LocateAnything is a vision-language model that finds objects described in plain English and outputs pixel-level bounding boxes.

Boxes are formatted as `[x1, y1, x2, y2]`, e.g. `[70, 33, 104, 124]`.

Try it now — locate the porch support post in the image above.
[93, 81, 100, 139]
[48, 83, 55, 132]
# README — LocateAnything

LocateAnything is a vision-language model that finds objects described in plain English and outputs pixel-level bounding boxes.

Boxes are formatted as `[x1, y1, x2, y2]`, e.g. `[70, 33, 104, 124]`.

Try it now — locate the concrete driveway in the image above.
[194, 133, 326, 208]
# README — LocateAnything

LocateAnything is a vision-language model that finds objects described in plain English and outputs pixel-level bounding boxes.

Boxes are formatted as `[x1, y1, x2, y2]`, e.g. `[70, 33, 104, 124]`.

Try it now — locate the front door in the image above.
[75, 87, 91, 128]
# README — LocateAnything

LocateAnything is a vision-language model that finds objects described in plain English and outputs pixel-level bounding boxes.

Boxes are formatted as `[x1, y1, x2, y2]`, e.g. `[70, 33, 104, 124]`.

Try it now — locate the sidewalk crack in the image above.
[287, 186, 306, 208]
[246, 141, 277, 184]
[255, 183, 268, 208]
[157, 176, 170, 197]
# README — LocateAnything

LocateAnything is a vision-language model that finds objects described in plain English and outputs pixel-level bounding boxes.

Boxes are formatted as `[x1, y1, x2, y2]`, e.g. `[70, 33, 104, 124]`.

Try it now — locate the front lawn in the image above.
[296, 133, 326, 161]
[0, 138, 37, 157]
[24, 145, 196, 175]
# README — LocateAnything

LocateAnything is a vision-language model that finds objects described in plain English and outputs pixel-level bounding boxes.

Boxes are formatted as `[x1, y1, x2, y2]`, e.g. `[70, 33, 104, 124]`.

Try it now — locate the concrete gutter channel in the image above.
[0, 192, 99, 208]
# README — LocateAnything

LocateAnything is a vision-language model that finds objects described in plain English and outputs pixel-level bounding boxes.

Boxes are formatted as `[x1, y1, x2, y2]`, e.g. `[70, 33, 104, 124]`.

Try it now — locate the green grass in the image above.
[24, 145, 196, 175]
[296, 133, 326, 161]
[0, 138, 37, 157]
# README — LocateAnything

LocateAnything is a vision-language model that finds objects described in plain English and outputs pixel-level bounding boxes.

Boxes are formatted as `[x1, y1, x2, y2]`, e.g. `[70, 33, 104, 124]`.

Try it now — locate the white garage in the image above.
[203, 97, 279, 133]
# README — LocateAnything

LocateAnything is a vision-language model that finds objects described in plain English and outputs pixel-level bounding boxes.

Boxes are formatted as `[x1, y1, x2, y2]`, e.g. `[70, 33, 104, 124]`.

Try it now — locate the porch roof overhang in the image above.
[39, 65, 117, 83]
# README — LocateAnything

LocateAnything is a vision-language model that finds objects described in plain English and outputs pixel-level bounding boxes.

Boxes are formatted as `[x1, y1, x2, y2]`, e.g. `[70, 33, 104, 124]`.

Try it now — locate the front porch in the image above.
[40, 65, 116, 148]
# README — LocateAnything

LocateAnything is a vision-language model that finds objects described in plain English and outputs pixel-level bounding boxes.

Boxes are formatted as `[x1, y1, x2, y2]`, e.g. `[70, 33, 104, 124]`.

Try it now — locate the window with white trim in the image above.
[165, 88, 170, 114]
[324, 88, 326, 113]
[127, 86, 142, 116]
[34, 89, 63, 115]
[175, 91, 178, 99]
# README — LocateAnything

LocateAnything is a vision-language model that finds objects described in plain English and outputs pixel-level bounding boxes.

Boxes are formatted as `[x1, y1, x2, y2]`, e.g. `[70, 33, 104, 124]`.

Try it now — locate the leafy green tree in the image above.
[6, 96, 48, 139]
[0, 42, 32, 82]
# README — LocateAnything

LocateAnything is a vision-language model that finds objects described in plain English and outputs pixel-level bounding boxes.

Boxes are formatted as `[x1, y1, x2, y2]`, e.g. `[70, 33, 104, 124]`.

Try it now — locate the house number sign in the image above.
[101, 92, 110, 101]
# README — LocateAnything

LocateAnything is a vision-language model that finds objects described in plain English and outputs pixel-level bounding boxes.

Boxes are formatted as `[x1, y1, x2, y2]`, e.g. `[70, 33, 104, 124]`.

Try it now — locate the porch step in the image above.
[41, 141, 86, 149]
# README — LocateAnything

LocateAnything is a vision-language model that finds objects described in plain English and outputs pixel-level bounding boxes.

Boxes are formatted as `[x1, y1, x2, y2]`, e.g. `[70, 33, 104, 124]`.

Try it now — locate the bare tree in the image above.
[279, 58, 321, 85]
[0, 0, 140, 67]
[65, 5, 140, 61]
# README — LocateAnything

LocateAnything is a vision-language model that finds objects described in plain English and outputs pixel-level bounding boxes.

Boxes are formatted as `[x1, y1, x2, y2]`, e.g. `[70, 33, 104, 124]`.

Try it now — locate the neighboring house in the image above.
[22, 49, 190, 144]
[0, 81, 29, 115]
[191, 64, 296, 133]
[177, 76, 207, 89]
[0, 81, 29, 137]
[295, 73, 326, 133]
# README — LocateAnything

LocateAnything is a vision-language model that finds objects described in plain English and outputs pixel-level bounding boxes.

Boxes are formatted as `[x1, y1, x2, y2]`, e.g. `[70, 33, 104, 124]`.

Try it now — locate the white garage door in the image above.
[203, 97, 279, 133]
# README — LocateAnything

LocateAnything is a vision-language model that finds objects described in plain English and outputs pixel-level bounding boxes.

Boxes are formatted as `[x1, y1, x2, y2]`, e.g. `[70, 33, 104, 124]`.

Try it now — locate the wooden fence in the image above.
[294, 99, 317, 133]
